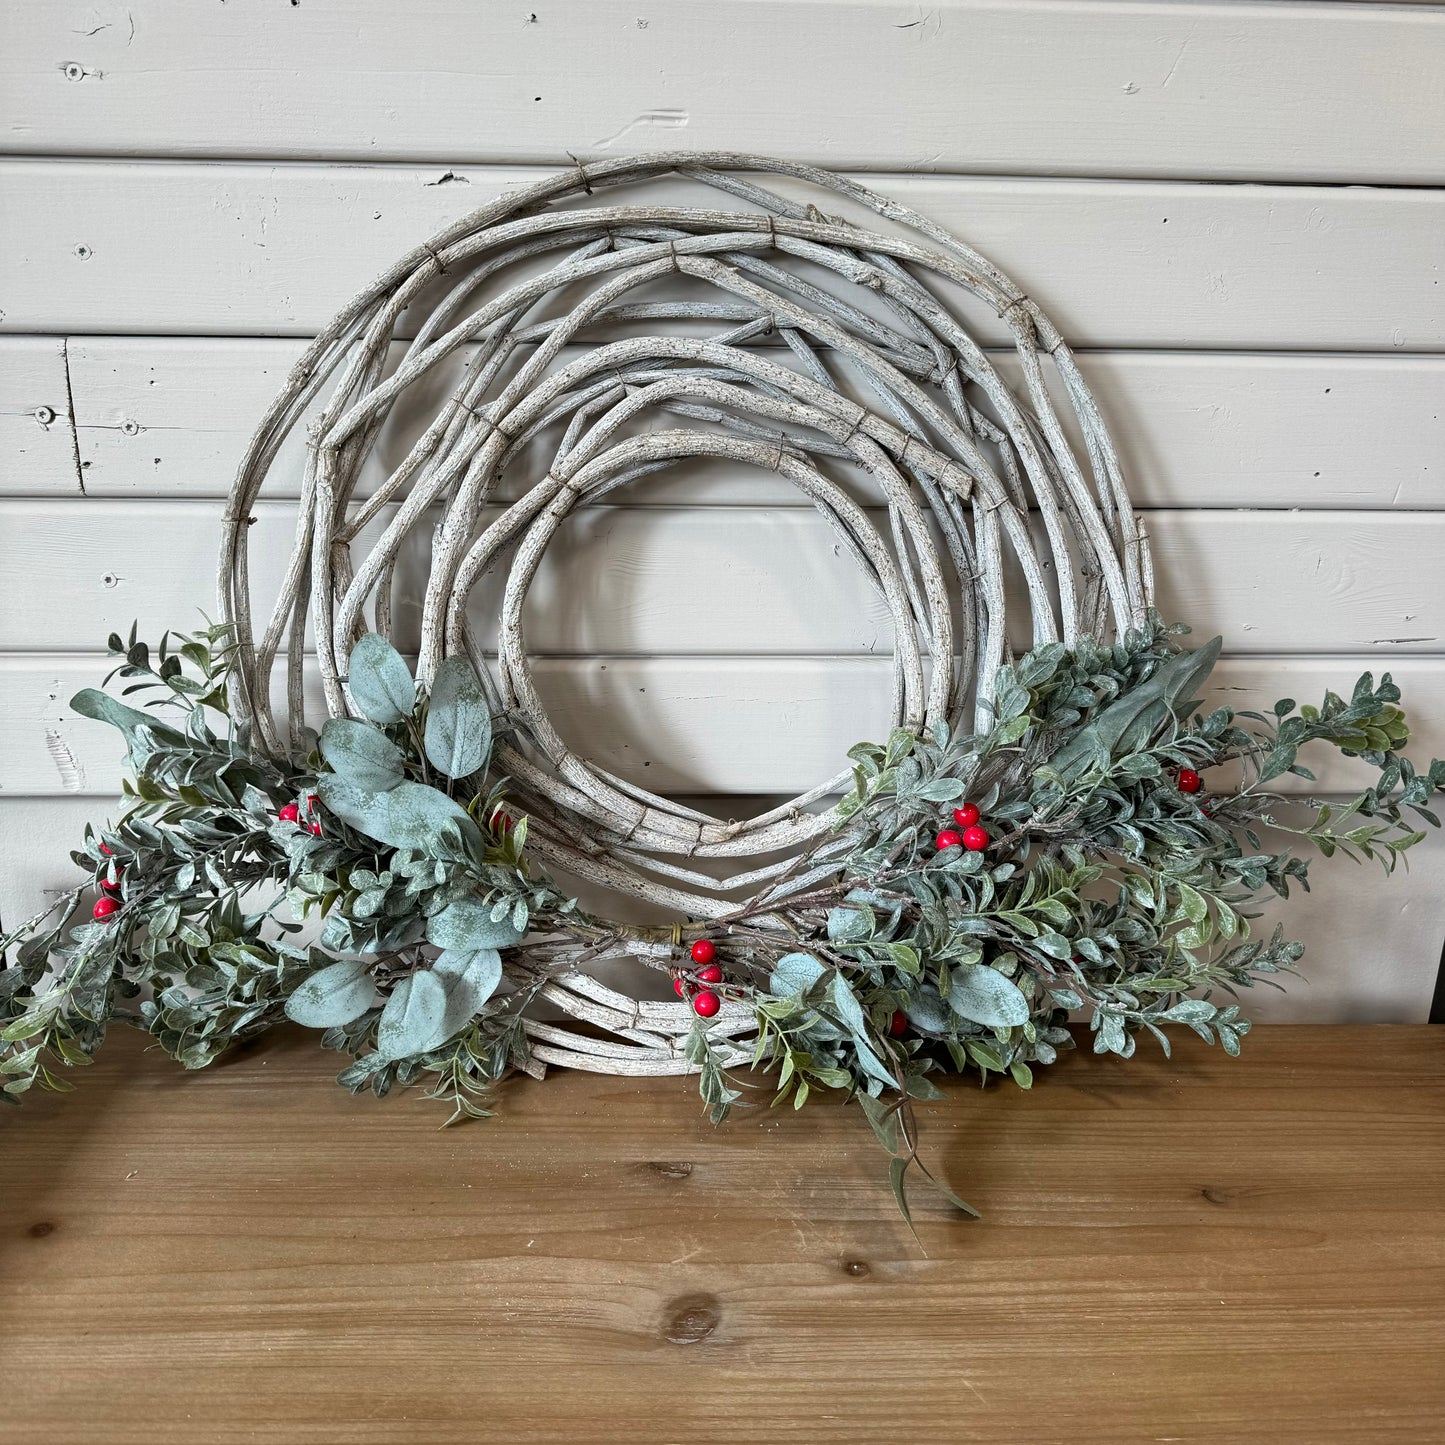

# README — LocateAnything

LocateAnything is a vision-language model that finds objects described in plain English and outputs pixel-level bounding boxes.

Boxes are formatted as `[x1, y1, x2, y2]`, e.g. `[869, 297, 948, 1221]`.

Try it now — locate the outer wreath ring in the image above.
[218, 153, 1154, 1073]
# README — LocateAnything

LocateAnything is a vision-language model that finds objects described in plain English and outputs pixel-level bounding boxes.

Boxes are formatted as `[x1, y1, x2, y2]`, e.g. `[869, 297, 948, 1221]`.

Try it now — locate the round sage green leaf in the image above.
[424, 656, 493, 780]
[375, 969, 449, 1060]
[319, 717, 405, 792]
[346, 633, 416, 725]
[948, 962, 1029, 1029]
[284, 958, 379, 1029]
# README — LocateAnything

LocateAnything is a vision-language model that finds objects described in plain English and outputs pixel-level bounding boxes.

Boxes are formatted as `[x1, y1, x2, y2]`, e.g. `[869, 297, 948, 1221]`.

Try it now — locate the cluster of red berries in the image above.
[278, 794, 323, 835]
[91, 842, 123, 920]
[674, 938, 723, 1017]
[934, 800, 990, 855]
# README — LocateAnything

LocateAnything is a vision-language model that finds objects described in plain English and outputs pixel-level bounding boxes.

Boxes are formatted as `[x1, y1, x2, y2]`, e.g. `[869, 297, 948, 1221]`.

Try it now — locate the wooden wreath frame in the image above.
[218, 153, 1154, 1077]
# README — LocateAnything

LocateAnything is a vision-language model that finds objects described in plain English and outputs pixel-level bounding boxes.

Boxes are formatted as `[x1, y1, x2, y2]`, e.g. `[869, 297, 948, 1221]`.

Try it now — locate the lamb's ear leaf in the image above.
[948, 963, 1029, 1029]
[284, 959, 379, 1028]
[346, 633, 416, 724]
[902, 985, 951, 1033]
[375, 970, 450, 1060]
[319, 717, 405, 792]
[769, 952, 825, 997]
[424, 656, 492, 780]
[1050, 637, 1223, 779]
[70, 688, 186, 765]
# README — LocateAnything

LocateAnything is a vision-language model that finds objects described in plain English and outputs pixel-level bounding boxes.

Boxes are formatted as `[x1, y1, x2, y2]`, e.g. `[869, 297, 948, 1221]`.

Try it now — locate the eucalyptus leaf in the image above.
[318, 777, 482, 856]
[426, 899, 526, 951]
[424, 656, 493, 780]
[432, 947, 503, 1037]
[346, 633, 416, 724]
[375, 969, 449, 1060]
[319, 717, 405, 792]
[283, 959, 379, 1029]
[948, 963, 1029, 1028]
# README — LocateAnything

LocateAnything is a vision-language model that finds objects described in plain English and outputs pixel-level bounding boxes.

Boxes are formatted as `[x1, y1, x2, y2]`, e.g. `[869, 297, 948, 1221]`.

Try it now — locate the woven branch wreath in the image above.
[4, 155, 1440, 1216]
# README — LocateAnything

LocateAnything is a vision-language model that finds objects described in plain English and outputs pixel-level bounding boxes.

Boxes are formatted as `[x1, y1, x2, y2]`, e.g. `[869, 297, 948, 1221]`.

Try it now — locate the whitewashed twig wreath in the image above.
[4, 155, 1440, 1217]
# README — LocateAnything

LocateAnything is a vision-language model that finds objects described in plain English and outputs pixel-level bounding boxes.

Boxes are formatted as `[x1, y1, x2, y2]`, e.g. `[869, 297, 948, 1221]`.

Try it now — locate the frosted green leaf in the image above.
[376, 969, 449, 1060]
[426, 899, 526, 951]
[424, 656, 492, 780]
[319, 717, 405, 792]
[283, 959, 379, 1028]
[948, 963, 1029, 1029]
[346, 633, 416, 724]
[432, 948, 504, 1038]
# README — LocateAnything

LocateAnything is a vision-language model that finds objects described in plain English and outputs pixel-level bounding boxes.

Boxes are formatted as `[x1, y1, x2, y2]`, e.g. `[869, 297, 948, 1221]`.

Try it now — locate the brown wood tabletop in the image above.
[3, 1024, 1443, 1445]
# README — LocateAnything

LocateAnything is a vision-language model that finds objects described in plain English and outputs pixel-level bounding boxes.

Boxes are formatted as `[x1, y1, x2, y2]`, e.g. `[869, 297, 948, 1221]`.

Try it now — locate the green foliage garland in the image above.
[3, 617, 1440, 1219]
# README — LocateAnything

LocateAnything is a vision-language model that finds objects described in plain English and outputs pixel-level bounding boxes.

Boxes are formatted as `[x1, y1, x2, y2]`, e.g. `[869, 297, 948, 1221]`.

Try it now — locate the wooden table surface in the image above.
[3, 1025, 1442, 1444]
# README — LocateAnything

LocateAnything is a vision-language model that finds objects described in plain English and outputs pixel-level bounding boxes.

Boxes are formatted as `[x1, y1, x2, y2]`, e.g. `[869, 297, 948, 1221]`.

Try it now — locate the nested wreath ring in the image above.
[218, 152, 1153, 952]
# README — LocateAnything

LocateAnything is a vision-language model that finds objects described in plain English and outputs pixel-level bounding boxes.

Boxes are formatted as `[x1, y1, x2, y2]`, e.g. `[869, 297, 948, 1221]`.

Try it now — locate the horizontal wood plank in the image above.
[0, 336, 78, 494]
[3, 161, 1442, 349]
[1, 499, 1440, 657]
[2, 1, 1442, 183]
[3, 1027, 1444, 1445]
[7, 652, 1441, 800]
[19, 337, 1438, 511]
[4, 796, 1439, 1025]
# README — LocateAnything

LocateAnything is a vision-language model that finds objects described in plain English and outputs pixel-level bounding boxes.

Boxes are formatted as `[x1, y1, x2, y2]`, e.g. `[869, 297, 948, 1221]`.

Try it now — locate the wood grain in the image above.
[13, 337, 1438, 511]
[2, 1, 1442, 183]
[4, 161, 1442, 348]
[2, 1025, 1441, 1444]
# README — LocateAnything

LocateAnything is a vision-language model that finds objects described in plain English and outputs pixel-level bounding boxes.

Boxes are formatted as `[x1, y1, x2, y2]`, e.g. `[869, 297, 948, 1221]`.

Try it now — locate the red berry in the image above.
[278, 802, 300, 823]
[889, 1010, 908, 1037]
[92, 896, 119, 921]
[692, 990, 721, 1018]
[99, 843, 113, 856]
[953, 803, 980, 829]
[306, 793, 319, 810]
[673, 976, 688, 997]
[690, 938, 716, 966]
[962, 825, 990, 851]
[696, 963, 723, 985]
[308, 820, 323, 836]
[491, 809, 514, 833]
[935, 828, 965, 851]
[1178, 769, 1203, 794]
[101, 876, 123, 895]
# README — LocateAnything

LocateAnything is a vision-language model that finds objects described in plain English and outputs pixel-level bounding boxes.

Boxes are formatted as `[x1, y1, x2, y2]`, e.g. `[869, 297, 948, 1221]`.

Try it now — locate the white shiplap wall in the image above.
[1, 0, 1442, 1021]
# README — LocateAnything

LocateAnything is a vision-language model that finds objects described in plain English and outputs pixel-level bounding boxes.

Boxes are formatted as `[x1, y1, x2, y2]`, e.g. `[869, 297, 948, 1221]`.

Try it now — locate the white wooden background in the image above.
[1, 0, 1442, 1021]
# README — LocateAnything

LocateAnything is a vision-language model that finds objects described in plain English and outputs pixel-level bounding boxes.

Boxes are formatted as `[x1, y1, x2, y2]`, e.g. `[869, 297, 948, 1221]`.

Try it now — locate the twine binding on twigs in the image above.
[218, 153, 1152, 1077]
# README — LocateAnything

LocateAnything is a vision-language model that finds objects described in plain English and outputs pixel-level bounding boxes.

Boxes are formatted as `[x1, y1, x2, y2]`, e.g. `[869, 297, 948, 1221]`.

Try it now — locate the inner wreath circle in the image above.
[221, 151, 1152, 937]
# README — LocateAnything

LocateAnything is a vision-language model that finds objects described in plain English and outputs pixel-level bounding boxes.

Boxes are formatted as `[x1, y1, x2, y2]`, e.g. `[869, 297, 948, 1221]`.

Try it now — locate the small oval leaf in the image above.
[769, 952, 825, 997]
